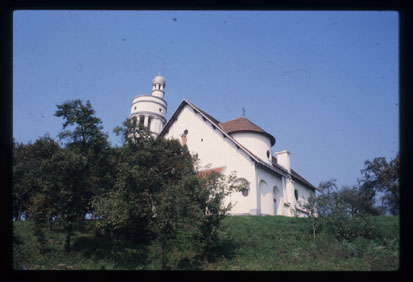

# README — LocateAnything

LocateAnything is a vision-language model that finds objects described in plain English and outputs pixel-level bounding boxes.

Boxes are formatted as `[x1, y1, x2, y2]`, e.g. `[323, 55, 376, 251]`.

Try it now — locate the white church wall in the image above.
[284, 179, 295, 216]
[230, 132, 273, 165]
[256, 166, 284, 216]
[292, 180, 314, 216]
[163, 105, 259, 215]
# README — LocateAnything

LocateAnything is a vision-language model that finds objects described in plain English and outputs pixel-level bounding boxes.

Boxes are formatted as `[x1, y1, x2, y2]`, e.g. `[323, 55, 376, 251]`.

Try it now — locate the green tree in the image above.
[52, 99, 113, 252]
[55, 99, 113, 229]
[297, 195, 319, 240]
[47, 148, 88, 253]
[13, 139, 34, 221]
[12, 135, 60, 222]
[299, 179, 374, 242]
[95, 117, 243, 269]
[194, 169, 244, 260]
[359, 153, 399, 215]
[337, 185, 382, 216]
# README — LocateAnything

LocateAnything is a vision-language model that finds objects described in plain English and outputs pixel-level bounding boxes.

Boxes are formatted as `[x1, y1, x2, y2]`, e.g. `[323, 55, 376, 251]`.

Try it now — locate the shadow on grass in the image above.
[72, 235, 150, 269]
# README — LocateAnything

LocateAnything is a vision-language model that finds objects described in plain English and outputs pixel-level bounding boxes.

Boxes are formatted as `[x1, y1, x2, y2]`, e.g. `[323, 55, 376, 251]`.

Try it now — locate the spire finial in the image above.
[242, 107, 246, 117]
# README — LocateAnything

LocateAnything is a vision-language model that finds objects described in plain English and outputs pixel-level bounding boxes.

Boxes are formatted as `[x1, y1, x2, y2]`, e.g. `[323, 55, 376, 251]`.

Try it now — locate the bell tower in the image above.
[129, 74, 168, 136]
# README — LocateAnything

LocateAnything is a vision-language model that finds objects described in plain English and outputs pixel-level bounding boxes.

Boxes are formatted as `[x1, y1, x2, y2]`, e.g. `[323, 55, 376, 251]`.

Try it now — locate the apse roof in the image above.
[219, 117, 276, 146]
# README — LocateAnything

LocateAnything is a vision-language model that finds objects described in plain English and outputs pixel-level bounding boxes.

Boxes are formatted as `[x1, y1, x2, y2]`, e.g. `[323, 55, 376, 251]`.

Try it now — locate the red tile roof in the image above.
[197, 166, 225, 178]
[219, 117, 276, 146]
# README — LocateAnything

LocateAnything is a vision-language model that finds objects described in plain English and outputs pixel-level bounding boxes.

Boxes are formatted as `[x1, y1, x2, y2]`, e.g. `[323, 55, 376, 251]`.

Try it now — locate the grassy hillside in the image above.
[13, 215, 399, 271]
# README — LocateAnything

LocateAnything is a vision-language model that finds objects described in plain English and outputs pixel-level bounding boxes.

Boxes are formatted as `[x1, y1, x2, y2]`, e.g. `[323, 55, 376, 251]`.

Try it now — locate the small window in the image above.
[242, 189, 249, 197]
[294, 189, 298, 201]
[159, 108, 162, 113]
[266, 150, 270, 159]
[183, 129, 188, 135]
[233, 178, 249, 197]
[134, 106, 137, 110]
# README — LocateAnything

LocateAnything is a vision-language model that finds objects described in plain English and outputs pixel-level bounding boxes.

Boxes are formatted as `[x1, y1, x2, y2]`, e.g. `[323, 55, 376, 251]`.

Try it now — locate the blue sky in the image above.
[13, 10, 399, 188]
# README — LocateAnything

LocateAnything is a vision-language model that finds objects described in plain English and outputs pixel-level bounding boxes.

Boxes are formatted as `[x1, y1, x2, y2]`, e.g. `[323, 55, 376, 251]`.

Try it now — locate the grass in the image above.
[12, 215, 399, 271]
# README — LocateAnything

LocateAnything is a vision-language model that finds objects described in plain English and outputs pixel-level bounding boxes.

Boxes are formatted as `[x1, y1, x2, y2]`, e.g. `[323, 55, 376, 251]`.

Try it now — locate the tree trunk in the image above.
[312, 218, 316, 240]
[64, 221, 72, 254]
[161, 240, 166, 270]
[49, 216, 53, 232]
[16, 207, 22, 221]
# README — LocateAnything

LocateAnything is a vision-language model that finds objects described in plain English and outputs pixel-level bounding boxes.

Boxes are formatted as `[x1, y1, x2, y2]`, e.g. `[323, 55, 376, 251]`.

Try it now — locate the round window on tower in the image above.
[183, 129, 188, 135]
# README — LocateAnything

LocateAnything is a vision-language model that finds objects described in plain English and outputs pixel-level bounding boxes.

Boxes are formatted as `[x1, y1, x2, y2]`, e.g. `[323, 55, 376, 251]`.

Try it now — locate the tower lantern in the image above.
[152, 75, 166, 99]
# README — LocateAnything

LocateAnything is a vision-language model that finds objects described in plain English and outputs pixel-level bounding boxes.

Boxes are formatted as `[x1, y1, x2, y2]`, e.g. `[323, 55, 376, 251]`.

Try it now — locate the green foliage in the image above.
[194, 171, 245, 260]
[298, 179, 377, 242]
[12, 215, 399, 270]
[12, 135, 60, 221]
[337, 185, 383, 216]
[53, 99, 114, 252]
[55, 99, 108, 151]
[359, 153, 399, 215]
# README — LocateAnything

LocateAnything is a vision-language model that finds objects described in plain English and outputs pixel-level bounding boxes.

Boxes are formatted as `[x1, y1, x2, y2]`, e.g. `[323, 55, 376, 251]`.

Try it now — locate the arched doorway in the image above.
[260, 180, 274, 215]
[273, 186, 281, 215]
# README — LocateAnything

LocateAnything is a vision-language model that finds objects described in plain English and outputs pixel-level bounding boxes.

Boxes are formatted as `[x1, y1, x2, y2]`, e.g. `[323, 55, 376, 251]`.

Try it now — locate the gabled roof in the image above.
[219, 117, 276, 146]
[159, 99, 316, 191]
[271, 158, 318, 191]
[291, 169, 318, 191]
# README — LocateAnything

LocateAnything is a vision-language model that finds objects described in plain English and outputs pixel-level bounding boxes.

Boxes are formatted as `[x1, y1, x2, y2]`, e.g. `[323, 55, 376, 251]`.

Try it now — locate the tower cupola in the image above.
[152, 75, 166, 98]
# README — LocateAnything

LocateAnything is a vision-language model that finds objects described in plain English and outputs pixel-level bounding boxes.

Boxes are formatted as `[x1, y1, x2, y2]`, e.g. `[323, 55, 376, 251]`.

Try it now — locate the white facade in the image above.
[160, 99, 317, 217]
[129, 76, 316, 217]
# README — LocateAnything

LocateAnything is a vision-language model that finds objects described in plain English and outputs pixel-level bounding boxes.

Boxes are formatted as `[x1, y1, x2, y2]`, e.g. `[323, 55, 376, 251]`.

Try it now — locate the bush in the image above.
[327, 215, 375, 242]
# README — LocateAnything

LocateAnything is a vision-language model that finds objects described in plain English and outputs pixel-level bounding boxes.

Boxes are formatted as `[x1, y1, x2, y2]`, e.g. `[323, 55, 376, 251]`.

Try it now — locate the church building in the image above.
[130, 74, 317, 217]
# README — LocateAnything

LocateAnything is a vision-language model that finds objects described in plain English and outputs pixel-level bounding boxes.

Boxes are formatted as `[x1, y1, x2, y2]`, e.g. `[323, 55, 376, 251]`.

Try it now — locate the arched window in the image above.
[233, 178, 249, 197]
[273, 185, 280, 215]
